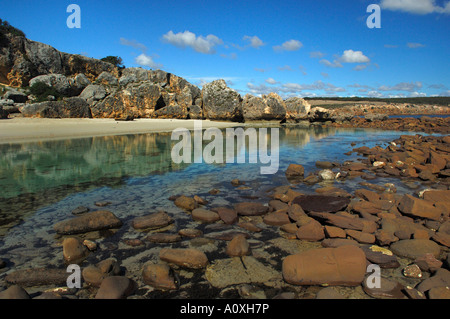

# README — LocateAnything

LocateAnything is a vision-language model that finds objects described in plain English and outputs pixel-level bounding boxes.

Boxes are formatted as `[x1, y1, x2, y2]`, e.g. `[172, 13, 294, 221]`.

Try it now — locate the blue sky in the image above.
[1, 0, 449, 98]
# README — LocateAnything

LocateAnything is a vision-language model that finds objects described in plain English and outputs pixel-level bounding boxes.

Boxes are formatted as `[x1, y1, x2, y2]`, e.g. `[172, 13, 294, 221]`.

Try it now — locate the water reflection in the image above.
[0, 125, 338, 200]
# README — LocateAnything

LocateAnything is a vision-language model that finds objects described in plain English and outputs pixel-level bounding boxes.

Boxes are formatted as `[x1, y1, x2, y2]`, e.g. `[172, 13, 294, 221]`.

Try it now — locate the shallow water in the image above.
[0, 125, 422, 270]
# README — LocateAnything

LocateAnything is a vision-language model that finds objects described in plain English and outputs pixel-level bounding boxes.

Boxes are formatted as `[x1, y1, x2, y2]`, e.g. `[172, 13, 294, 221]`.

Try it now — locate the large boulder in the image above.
[241, 93, 286, 122]
[91, 82, 162, 118]
[79, 84, 107, 103]
[20, 97, 92, 118]
[3, 88, 28, 103]
[202, 79, 242, 121]
[285, 97, 311, 122]
[282, 246, 367, 286]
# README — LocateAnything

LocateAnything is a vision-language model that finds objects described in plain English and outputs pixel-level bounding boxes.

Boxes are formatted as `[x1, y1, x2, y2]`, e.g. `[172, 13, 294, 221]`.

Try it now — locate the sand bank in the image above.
[0, 118, 239, 144]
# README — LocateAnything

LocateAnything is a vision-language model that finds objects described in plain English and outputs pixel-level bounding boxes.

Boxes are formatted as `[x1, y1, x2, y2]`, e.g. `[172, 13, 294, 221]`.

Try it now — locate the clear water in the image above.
[0, 125, 421, 268]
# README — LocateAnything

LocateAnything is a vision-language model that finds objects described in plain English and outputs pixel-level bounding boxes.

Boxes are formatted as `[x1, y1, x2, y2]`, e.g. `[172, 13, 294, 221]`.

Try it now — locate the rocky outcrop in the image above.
[202, 79, 242, 121]
[20, 97, 92, 118]
[0, 32, 118, 87]
[285, 97, 311, 122]
[241, 93, 286, 122]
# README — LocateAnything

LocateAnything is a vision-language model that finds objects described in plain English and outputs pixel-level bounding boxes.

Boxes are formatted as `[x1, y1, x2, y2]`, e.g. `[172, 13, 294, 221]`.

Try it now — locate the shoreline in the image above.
[0, 118, 240, 144]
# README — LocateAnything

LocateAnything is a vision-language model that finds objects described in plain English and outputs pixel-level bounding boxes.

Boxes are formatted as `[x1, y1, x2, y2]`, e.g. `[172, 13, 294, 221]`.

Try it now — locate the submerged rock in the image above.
[54, 210, 122, 235]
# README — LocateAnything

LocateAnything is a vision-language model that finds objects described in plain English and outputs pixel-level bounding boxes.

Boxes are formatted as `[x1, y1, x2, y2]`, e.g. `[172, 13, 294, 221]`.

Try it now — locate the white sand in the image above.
[0, 118, 240, 144]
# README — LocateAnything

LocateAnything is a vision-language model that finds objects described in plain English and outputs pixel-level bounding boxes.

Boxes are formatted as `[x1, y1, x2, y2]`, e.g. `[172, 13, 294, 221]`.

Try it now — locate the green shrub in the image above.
[0, 18, 26, 37]
[28, 82, 62, 103]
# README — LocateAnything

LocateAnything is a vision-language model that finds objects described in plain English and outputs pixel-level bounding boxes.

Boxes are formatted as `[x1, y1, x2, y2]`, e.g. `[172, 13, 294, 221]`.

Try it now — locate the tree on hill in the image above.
[100, 56, 125, 69]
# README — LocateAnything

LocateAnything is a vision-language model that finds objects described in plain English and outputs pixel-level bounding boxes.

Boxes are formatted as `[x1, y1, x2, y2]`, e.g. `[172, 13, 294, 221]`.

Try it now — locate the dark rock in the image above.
[5, 268, 68, 287]
[361, 245, 400, 268]
[145, 233, 181, 243]
[142, 262, 178, 290]
[54, 210, 122, 235]
[95, 276, 136, 299]
[226, 234, 250, 257]
[212, 207, 238, 225]
[292, 195, 350, 213]
[234, 202, 269, 216]
[362, 276, 406, 299]
[132, 211, 173, 230]
[0, 285, 30, 299]
[191, 208, 220, 223]
[390, 239, 441, 259]
[159, 248, 208, 269]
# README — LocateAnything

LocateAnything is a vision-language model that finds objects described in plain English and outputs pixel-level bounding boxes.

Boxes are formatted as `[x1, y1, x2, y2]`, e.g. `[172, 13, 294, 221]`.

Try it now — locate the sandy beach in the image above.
[0, 118, 239, 144]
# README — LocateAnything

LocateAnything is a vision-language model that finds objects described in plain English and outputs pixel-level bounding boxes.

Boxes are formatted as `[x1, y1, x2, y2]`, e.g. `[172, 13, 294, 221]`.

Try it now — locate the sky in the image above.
[1, 0, 449, 98]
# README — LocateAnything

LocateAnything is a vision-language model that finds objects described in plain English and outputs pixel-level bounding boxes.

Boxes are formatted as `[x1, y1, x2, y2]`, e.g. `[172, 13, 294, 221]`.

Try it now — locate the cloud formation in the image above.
[135, 53, 163, 69]
[243, 35, 265, 48]
[120, 38, 148, 52]
[162, 30, 223, 54]
[273, 39, 303, 52]
[380, 0, 450, 14]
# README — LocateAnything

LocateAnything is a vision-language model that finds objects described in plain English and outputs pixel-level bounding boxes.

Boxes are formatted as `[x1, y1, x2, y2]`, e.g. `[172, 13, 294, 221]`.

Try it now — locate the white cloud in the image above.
[278, 65, 293, 71]
[310, 51, 326, 58]
[120, 38, 148, 52]
[265, 78, 278, 85]
[220, 52, 238, 59]
[340, 50, 370, 63]
[273, 39, 303, 52]
[321, 72, 329, 78]
[243, 35, 265, 48]
[320, 59, 343, 68]
[162, 30, 223, 54]
[380, 0, 450, 14]
[378, 81, 423, 92]
[353, 64, 368, 71]
[135, 53, 163, 69]
[407, 42, 425, 48]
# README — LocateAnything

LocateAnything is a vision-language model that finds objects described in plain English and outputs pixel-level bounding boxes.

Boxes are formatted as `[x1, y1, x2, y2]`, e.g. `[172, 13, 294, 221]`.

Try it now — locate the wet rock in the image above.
[145, 233, 182, 243]
[263, 211, 290, 226]
[5, 268, 68, 287]
[237, 222, 262, 233]
[191, 208, 220, 223]
[95, 276, 136, 299]
[416, 268, 450, 293]
[296, 219, 325, 242]
[315, 161, 334, 169]
[361, 245, 400, 269]
[212, 207, 238, 225]
[403, 286, 426, 299]
[174, 195, 198, 211]
[292, 195, 350, 213]
[132, 211, 173, 230]
[226, 234, 250, 257]
[309, 211, 377, 233]
[398, 194, 442, 221]
[178, 228, 203, 238]
[234, 202, 269, 216]
[318, 169, 335, 181]
[159, 248, 208, 269]
[82, 258, 122, 287]
[205, 256, 280, 288]
[54, 210, 122, 235]
[280, 223, 298, 234]
[432, 232, 450, 248]
[0, 285, 30, 299]
[122, 239, 145, 247]
[428, 286, 450, 299]
[324, 225, 346, 238]
[71, 206, 89, 215]
[316, 287, 346, 299]
[321, 238, 360, 248]
[362, 277, 406, 299]
[403, 264, 422, 279]
[390, 239, 441, 260]
[415, 253, 443, 272]
[285, 164, 305, 178]
[62, 237, 89, 264]
[346, 229, 376, 244]
[142, 262, 178, 290]
[193, 195, 208, 205]
[282, 246, 366, 286]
